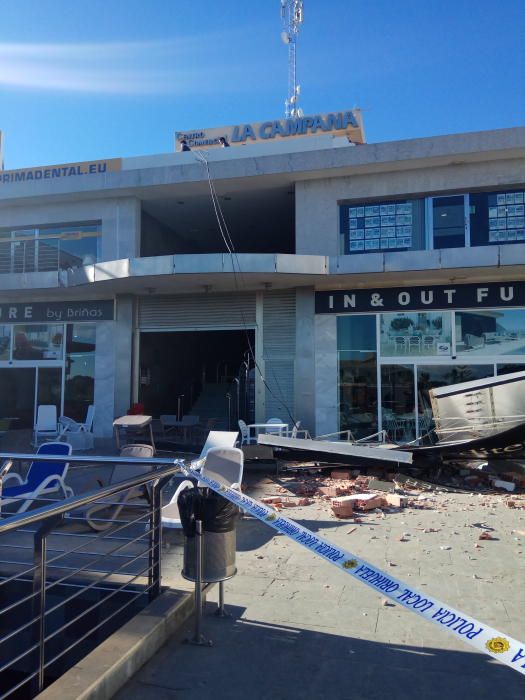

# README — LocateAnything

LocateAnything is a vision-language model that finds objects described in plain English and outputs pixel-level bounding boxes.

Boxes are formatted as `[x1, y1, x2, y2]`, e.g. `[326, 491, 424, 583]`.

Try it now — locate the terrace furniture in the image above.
[59, 405, 95, 450]
[0, 442, 73, 514]
[393, 336, 407, 353]
[113, 414, 155, 451]
[408, 336, 421, 353]
[199, 430, 239, 458]
[85, 443, 155, 532]
[422, 335, 435, 352]
[247, 421, 288, 441]
[161, 447, 244, 531]
[160, 414, 200, 442]
[238, 419, 256, 445]
[33, 405, 60, 446]
[286, 421, 311, 439]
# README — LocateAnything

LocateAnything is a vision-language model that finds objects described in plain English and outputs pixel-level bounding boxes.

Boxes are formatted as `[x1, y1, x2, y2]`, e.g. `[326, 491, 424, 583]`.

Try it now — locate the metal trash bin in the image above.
[179, 486, 240, 583]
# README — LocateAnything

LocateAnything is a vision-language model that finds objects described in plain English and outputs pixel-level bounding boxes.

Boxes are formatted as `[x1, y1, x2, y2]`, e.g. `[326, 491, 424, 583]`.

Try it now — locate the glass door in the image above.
[0, 368, 36, 430]
[37, 367, 63, 415]
[431, 195, 468, 249]
[337, 316, 378, 439]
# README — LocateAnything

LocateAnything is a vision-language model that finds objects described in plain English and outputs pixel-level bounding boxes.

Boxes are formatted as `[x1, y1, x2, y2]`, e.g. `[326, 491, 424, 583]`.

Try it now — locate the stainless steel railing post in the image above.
[189, 519, 211, 646]
[31, 515, 63, 695]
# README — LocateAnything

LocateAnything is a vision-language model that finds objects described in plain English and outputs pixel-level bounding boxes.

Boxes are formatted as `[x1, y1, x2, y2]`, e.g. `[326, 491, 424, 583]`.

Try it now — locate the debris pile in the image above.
[262, 468, 525, 520]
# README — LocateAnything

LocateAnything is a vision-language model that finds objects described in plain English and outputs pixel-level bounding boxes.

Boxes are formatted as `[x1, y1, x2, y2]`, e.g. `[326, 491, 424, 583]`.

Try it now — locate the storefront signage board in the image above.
[175, 109, 365, 149]
[316, 282, 525, 314]
[0, 300, 114, 323]
[0, 159, 121, 186]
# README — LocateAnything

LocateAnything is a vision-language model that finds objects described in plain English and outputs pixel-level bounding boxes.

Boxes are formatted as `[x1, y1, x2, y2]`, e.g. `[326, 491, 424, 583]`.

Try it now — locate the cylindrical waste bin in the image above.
[178, 486, 240, 583]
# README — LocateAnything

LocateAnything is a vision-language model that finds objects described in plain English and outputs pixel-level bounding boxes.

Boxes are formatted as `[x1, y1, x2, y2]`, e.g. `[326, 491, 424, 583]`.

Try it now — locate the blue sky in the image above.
[0, 0, 523, 168]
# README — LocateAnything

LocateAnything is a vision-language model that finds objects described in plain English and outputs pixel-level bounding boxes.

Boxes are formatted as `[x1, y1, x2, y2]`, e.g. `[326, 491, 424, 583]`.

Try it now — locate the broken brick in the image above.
[479, 531, 496, 540]
[331, 469, 352, 480]
[331, 496, 354, 518]
[384, 493, 408, 508]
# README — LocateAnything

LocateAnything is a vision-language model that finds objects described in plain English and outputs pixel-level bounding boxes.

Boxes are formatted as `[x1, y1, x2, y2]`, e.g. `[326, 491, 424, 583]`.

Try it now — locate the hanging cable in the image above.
[192, 148, 299, 429]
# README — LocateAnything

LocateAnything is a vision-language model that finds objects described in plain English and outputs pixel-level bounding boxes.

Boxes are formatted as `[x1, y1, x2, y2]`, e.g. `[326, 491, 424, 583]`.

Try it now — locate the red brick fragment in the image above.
[331, 469, 352, 480]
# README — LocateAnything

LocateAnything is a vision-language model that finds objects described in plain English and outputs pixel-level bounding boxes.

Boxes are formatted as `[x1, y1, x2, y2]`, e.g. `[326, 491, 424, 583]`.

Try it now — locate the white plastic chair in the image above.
[199, 430, 239, 458]
[33, 405, 59, 446]
[198, 447, 244, 490]
[59, 405, 95, 435]
[160, 480, 195, 529]
[161, 447, 243, 531]
[287, 421, 311, 439]
[238, 419, 255, 445]
[1, 442, 73, 513]
[85, 443, 155, 532]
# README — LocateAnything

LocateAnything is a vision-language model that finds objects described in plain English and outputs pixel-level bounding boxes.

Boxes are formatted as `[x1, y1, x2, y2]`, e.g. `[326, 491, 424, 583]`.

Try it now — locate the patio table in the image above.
[113, 415, 155, 451]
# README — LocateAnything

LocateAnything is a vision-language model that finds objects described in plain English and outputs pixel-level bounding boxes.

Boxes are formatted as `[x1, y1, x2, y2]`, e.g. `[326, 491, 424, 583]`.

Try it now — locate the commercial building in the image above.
[0, 117, 524, 443]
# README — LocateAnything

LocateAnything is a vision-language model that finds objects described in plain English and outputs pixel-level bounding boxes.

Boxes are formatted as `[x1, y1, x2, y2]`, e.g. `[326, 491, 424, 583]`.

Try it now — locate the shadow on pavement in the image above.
[115, 602, 524, 700]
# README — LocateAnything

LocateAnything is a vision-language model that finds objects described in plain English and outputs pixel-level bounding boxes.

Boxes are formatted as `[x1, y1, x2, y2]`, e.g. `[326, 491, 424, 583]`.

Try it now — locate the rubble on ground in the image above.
[263, 465, 525, 520]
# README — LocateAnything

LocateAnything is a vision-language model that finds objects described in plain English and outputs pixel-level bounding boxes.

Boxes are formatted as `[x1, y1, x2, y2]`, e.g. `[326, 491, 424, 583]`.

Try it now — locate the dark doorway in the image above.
[139, 329, 255, 425]
[0, 368, 36, 429]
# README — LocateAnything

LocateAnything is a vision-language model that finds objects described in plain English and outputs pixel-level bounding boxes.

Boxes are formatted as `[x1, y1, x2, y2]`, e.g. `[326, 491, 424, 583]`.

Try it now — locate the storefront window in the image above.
[63, 324, 96, 422]
[380, 312, 452, 357]
[0, 326, 10, 361]
[340, 198, 425, 254]
[456, 309, 525, 356]
[338, 316, 378, 438]
[13, 324, 64, 360]
[381, 364, 415, 441]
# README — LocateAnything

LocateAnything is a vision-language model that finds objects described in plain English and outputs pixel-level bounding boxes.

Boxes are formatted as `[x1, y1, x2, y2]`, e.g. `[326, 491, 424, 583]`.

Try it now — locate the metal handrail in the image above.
[0, 454, 183, 535]
[0, 451, 185, 698]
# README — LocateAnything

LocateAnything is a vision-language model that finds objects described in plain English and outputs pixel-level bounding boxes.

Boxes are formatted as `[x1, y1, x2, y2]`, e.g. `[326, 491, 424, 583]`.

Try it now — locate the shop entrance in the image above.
[139, 329, 255, 427]
[0, 367, 62, 431]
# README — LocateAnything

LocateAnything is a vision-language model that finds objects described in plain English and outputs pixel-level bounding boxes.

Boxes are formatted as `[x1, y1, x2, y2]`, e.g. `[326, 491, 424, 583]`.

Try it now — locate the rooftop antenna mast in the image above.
[280, 1, 304, 119]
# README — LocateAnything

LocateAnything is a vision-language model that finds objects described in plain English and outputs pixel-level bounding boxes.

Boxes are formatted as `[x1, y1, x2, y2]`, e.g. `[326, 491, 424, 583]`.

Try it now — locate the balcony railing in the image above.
[0, 452, 183, 699]
[0, 229, 100, 275]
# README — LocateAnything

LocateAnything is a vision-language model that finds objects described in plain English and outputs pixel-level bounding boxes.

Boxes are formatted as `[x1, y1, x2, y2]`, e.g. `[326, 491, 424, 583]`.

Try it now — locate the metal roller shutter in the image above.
[139, 293, 257, 329]
[263, 290, 296, 418]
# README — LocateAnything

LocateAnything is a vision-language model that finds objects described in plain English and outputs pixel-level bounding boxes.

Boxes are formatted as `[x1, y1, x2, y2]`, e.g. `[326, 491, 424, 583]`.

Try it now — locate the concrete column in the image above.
[314, 314, 338, 437]
[113, 295, 135, 418]
[100, 197, 141, 261]
[255, 291, 265, 422]
[93, 321, 116, 438]
[295, 180, 340, 255]
[294, 287, 315, 435]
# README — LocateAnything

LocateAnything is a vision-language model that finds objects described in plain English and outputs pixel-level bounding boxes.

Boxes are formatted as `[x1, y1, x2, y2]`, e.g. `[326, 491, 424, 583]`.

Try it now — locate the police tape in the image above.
[182, 461, 525, 676]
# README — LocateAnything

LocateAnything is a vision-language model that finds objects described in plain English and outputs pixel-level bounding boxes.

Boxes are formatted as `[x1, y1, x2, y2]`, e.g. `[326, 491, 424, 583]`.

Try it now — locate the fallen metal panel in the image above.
[431, 370, 525, 441]
[257, 435, 412, 464]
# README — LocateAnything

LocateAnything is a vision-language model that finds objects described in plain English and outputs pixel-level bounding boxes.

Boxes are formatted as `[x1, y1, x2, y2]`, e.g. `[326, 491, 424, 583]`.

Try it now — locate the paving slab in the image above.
[113, 478, 525, 699]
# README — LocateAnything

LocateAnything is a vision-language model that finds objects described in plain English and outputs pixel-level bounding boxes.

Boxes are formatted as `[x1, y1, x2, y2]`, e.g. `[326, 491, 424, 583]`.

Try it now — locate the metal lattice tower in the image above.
[280, 1, 304, 118]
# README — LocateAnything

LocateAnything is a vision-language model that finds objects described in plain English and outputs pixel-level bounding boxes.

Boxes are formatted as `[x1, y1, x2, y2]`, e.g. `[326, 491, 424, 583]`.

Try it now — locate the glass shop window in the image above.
[380, 311, 452, 357]
[63, 324, 96, 422]
[12, 324, 64, 360]
[0, 326, 10, 361]
[340, 199, 425, 254]
[456, 309, 525, 357]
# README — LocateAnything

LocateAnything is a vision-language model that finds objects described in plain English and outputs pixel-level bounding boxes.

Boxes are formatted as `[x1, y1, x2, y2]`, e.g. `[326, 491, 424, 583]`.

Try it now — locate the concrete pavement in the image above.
[115, 474, 525, 699]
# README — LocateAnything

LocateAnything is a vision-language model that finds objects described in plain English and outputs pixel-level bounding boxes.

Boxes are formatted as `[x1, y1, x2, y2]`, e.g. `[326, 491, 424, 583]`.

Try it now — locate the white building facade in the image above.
[0, 126, 524, 442]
